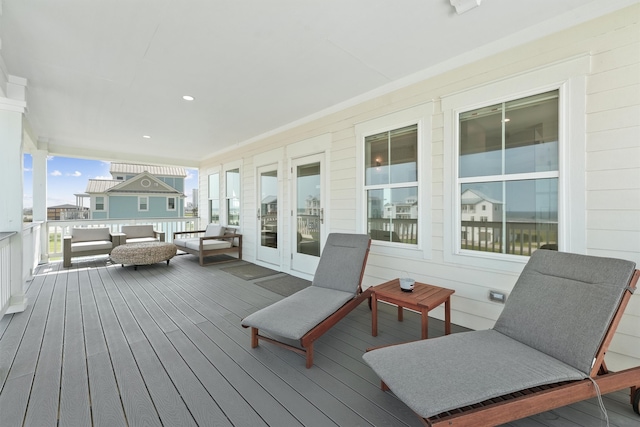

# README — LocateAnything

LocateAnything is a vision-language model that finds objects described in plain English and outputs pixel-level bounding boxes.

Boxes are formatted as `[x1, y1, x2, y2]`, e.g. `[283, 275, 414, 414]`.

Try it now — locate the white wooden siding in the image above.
[199, 4, 640, 370]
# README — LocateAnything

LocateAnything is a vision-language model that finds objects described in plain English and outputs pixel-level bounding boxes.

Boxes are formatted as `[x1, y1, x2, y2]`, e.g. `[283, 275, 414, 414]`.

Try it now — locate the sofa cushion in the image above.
[494, 250, 636, 374]
[185, 239, 232, 251]
[122, 225, 155, 239]
[174, 237, 232, 251]
[71, 227, 111, 243]
[204, 224, 226, 237]
[71, 240, 113, 252]
[126, 237, 159, 244]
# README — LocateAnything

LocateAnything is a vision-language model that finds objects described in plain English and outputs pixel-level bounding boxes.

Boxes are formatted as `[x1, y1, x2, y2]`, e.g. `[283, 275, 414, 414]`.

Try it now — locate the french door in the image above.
[256, 164, 280, 266]
[290, 153, 325, 276]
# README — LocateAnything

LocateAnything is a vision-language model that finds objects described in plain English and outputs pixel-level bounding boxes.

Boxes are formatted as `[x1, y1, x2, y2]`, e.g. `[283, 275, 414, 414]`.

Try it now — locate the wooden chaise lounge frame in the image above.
[241, 233, 371, 368]
[364, 251, 640, 426]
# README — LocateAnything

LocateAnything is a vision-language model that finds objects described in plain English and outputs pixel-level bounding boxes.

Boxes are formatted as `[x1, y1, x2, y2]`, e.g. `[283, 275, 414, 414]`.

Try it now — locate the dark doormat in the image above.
[221, 263, 279, 280]
[254, 274, 311, 297]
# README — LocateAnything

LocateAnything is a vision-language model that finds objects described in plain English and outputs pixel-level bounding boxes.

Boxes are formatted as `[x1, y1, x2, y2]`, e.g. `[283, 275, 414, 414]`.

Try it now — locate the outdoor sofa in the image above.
[121, 224, 165, 243]
[63, 226, 120, 267]
[363, 250, 640, 426]
[173, 224, 242, 266]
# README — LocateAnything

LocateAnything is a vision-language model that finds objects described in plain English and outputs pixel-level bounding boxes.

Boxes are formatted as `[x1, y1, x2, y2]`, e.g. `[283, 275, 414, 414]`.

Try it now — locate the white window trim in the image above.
[94, 195, 106, 212]
[355, 102, 433, 260]
[207, 166, 222, 225]
[138, 196, 149, 212]
[223, 160, 242, 229]
[442, 55, 588, 272]
[167, 196, 176, 211]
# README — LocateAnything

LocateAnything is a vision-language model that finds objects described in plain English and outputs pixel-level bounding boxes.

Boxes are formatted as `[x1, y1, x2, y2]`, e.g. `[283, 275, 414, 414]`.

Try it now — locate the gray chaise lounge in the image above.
[363, 250, 640, 426]
[242, 233, 371, 368]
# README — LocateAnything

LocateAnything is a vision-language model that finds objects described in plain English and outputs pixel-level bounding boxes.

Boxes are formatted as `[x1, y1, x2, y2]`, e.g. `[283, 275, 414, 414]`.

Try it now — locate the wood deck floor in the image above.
[0, 253, 638, 427]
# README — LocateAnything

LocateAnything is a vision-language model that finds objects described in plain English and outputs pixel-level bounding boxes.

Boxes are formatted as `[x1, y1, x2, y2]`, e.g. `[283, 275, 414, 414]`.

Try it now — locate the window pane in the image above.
[296, 162, 321, 257]
[365, 125, 418, 185]
[505, 91, 559, 174]
[227, 199, 240, 226]
[226, 169, 240, 226]
[459, 103, 503, 178]
[390, 125, 417, 184]
[226, 169, 239, 198]
[367, 186, 418, 244]
[460, 179, 557, 255]
[260, 170, 278, 248]
[365, 132, 389, 185]
[505, 179, 558, 254]
[209, 199, 219, 224]
[208, 173, 219, 199]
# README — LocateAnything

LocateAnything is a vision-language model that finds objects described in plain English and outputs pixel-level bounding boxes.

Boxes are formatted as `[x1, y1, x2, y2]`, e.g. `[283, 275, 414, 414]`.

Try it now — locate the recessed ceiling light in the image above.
[143, 135, 151, 139]
[182, 95, 195, 101]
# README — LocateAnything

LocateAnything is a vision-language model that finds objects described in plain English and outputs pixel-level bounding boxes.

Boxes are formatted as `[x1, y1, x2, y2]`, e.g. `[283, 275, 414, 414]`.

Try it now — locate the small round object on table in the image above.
[110, 241, 177, 270]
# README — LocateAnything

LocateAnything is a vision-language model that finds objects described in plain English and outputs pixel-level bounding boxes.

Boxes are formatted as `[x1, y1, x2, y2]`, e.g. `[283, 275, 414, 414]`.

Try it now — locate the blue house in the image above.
[86, 163, 186, 219]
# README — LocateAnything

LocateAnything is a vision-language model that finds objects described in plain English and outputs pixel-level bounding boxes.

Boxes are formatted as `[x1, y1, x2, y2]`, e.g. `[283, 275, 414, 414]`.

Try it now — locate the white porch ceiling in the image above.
[0, 0, 634, 167]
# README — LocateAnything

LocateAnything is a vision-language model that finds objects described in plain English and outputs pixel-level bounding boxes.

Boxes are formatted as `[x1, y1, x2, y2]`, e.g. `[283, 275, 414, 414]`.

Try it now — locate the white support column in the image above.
[32, 149, 48, 263]
[0, 106, 27, 313]
[0, 74, 28, 314]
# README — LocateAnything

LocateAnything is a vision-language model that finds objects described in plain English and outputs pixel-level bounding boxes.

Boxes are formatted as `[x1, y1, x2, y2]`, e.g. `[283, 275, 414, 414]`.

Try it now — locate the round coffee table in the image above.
[110, 241, 177, 269]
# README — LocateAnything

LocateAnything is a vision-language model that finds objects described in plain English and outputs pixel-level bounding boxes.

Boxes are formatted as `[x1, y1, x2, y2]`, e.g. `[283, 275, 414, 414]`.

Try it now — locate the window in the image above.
[443, 56, 588, 270]
[95, 196, 104, 211]
[139, 196, 148, 211]
[226, 168, 240, 226]
[208, 173, 220, 224]
[365, 125, 419, 245]
[167, 197, 176, 211]
[458, 90, 559, 257]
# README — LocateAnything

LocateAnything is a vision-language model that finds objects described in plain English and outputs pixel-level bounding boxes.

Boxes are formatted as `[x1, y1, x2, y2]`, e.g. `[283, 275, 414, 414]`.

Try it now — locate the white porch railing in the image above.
[47, 217, 199, 259]
[0, 232, 15, 317]
[0, 221, 39, 317]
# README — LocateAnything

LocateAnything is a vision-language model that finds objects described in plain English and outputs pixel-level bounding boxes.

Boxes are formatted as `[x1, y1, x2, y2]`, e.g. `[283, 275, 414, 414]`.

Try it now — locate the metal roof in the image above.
[109, 163, 187, 177]
[85, 179, 120, 193]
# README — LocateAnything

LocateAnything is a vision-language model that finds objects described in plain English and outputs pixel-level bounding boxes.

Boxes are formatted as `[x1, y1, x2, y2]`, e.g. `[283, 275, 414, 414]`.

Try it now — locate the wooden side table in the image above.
[371, 279, 455, 339]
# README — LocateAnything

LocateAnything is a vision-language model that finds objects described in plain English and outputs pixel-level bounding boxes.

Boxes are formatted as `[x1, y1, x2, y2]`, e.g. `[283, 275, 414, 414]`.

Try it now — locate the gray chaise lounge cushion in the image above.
[363, 329, 586, 418]
[241, 233, 370, 340]
[362, 250, 636, 419]
[241, 286, 354, 340]
[494, 250, 636, 375]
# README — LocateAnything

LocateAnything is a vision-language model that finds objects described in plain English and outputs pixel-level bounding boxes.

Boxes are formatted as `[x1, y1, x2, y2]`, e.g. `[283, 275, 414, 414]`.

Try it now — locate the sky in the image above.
[23, 155, 198, 209]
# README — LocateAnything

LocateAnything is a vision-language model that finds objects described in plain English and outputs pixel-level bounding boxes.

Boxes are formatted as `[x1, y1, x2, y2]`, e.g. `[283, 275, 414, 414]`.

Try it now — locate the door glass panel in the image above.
[296, 162, 321, 257]
[260, 170, 278, 248]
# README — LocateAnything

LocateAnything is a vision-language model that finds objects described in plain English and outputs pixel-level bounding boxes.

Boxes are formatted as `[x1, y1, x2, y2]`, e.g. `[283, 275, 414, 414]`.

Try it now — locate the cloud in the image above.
[50, 170, 62, 176]
[67, 171, 82, 177]
[23, 167, 32, 172]
[93, 175, 112, 180]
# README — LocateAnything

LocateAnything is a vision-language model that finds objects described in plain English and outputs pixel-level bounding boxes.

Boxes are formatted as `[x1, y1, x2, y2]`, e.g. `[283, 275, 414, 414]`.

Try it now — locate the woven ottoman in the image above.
[110, 241, 177, 269]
